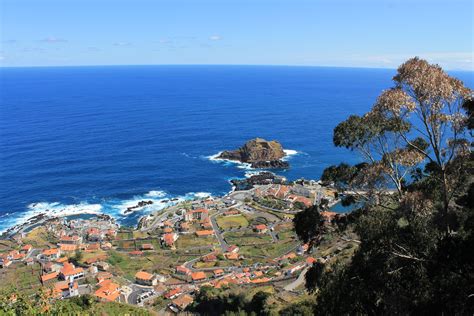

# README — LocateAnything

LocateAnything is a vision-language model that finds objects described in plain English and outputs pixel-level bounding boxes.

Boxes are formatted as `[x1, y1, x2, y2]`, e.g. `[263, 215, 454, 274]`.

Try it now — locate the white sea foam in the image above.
[189, 192, 212, 199]
[144, 190, 167, 198]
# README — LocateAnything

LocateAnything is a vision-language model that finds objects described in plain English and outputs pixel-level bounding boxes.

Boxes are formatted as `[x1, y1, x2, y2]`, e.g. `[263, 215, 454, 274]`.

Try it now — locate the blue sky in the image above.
[1, 0, 472, 69]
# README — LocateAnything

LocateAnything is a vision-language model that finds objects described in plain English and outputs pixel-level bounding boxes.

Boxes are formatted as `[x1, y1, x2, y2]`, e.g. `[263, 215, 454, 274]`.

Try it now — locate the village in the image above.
[0, 179, 359, 314]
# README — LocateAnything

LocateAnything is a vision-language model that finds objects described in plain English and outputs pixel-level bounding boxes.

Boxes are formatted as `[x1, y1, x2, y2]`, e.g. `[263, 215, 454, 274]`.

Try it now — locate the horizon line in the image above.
[1, 63, 472, 72]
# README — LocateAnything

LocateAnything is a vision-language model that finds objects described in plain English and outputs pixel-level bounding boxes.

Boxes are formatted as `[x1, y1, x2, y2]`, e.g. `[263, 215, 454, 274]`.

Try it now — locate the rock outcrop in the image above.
[218, 138, 289, 169]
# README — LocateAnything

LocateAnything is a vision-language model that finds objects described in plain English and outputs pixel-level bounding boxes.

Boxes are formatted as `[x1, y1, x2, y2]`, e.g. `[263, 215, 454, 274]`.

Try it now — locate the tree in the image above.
[332, 58, 472, 233]
[293, 205, 325, 249]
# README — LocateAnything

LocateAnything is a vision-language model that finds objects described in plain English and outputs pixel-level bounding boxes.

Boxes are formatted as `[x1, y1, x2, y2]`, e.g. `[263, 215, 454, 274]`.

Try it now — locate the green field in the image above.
[224, 231, 272, 246]
[175, 234, 218, 249]
[216, 214, 249, 230]
[0, 262, 43, 296]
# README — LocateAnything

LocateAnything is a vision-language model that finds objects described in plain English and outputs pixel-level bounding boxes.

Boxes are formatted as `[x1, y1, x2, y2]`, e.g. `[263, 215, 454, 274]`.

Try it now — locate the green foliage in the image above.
[292, 205, 325, 246]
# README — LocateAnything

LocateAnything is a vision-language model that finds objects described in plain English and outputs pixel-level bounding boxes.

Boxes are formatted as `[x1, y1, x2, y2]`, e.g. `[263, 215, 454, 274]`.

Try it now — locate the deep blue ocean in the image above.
[0, 65, 472, 232]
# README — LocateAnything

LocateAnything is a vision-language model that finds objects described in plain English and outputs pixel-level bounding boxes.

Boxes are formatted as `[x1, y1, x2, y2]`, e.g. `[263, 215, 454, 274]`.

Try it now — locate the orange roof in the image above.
[60, 262, 84, 276]
[56, 257, 68, 263]
[189, 208, 208, 214]
[140, 243, 154, 250]
[191, 271, 206, 281]
[172, 294, 194, 309]
[129, 250, 144, 256]
[21, 244, 32, 251]
[163, 220, 173, 227]
[253, 271, 263, 277]
[213, 269, 224, 275]
[255, 224, 267, 230]
[94, 279, 120, 302]
[41, 272, 59, 282]
[306, 257, 317, 264]
[176, 266, 191, 274]
[60, 235, 79, 242]
[163, 233, 175, 245]
[164, 287, 182, 299]
[226, 252, 239, 260]
[43, 248, 60, 256]
[163, 227, 173, 233]
[251, 277, 271, 284]
[60, 244, 77, 252]
[54, 280, 78, 292]
[135, 271, 154, 280]
[195, 230, 214, 237]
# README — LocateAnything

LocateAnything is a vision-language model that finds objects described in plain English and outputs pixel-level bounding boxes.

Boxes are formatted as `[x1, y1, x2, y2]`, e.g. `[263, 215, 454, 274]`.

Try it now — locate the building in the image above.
[184, 209, 209, 222]
[191, 271, 206, 282]
[59, 235, 82, 245]
[59, 262, 85, 281]
[59, 244, 77, 253]
[213, 269, 224, 278]
[226, 245, 239, 253]
[254, 224, 268, 234]
[179, 222, 190, 232]
[87, 228, 102, 241]
[140, 243, 154, 251]
[176, 266, 191, 275]
[42, 248, 61, 260]
[201, 253, 217, 262]
[170, 294, 194, 312]
[195, 230, 214, 237]
[162, 233, 178, 248]
[164, 287, 183, 300]
[95, 261, 110, 271]
[94, 279, 120, 302]
[135, 271, 157, 286]
[53, 280, 79, 298]
[20, 244, 33, 254]
[41, 271, 59, 283]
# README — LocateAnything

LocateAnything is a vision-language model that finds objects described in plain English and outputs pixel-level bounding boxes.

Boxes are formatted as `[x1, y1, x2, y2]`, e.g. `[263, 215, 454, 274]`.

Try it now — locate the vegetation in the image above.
[294, 58, 474, 314]
[216, 214, 249, 230]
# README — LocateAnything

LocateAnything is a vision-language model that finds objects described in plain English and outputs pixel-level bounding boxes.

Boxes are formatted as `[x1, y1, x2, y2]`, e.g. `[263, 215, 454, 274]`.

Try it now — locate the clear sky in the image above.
[1, 0, 472, 69]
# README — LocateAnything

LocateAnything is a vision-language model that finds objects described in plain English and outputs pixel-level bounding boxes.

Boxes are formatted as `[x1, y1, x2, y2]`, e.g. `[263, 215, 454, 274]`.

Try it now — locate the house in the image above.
[250, 277, 271, 284]
[179, 222, 190, 232]
[140, 243, 154, 251]
[43, 262, 62, 273]
[105, 229, 117, 239]
[0, 258, 12, 268]
[101, 242, 113, 250]
[42, 248, 61, 260]
[195, 230, 214, 237]
[95, 279, 120, 302]
[129, 250, 144, 256]
[285, 263, 305, 276]
[59, 235, 82, 245]
[41, 271, 59, 283]
[86, 243, 100, 252]
[170, 294, 194, 312]
[184, 209, 209, 222]
[162, 233, 178, 248]
[53, 280, 79, 298]
[135, 271, 157, 286]
[163, 227, 173, 234]
[176, 266, 191, 275]
[191, 271, 206, 282]
[59, 262, 85, 281]
[164, 287, 183, 300]
[306, 257, 317, 265]
[20, 244, 33, 254]
[224, 209, 240, 216]
[200, 219, 213, 229]
[287, 195, 313, 208]
[162, 220, 173, 228]
[96, 272, 113, 283]
[95, 261, 110, 271]
[213, 269, 224, 277]
[254, 224, 268, 234]
[225, 252, 239, 260]
[201, 253, 217, 262]
[226, 245, 239, 253]
[25, 258, 34, 266]
[87, 228, 102, 241]
[59, 244, 77, 253]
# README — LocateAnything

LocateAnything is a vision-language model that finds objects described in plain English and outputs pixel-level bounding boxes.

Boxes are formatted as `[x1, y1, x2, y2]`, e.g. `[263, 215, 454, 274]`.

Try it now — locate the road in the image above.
[283, 267, 308, 291]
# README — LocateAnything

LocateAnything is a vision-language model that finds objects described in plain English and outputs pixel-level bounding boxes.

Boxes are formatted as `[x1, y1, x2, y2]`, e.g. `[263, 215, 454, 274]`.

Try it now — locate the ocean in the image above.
[0, 65, 472, 232]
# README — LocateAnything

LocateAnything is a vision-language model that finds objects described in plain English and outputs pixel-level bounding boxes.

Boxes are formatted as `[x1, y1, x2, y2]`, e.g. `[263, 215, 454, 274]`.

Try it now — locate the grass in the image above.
[21, 227, 56, 248]
[175, 234, 218, 249]
[0, 262, 43, 296]
[216, 214, 249, 230]
[224, 231, 272, 246]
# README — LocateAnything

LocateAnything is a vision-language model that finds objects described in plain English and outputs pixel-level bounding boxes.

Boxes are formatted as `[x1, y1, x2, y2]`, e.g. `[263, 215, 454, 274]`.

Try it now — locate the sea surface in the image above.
[0, 65, 472, 232]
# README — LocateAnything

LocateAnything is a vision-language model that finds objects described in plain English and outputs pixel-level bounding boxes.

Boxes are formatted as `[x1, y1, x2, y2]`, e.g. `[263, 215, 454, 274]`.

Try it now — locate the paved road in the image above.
[283, 267, 308, 291]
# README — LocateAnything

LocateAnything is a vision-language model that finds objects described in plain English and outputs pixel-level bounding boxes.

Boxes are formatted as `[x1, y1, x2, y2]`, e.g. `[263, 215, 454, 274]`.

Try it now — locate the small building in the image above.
[95, 279, 120, 302]
[140, 243, 154, 251]
[59, 244, 77, 253]
[202, 253, 217, 262]
[164, 287, 183, 300]
[191, 271, 206, 282]
[184, 209, 209, 222]
[254, 224, 268, 234]
[87, 228, 102, 241]
[42, 248, 61, 260]
[53, 280, 79, 298]
[195, 230, 214, 237]
[25, 258, 34, 266]
[41, 271, 59, 283]
[135, 271, 157, 286]
[213, 269, 224, 278]
[176, 266, 191, 275]
[59, 262, 85, 281]
[225, 252, 239, 260]
[0, 258, 12, 268]
[20, 244, 33, 254]
[95, 261, 110, 271]
[162, 233, 178, 248]
[180, 222, 191, 232]
[60, 235, 82, 245]
[129, 250, 144, 256]
[170, 294, 194, 312]
[226, 245, 239, 253]
[306, 257, 317, 266]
